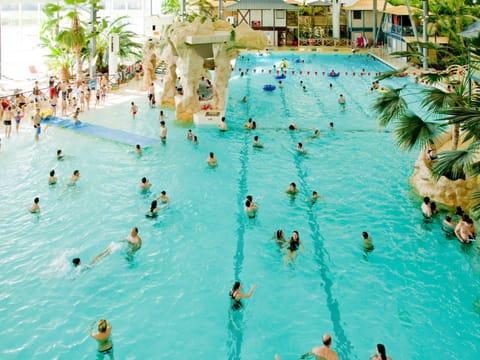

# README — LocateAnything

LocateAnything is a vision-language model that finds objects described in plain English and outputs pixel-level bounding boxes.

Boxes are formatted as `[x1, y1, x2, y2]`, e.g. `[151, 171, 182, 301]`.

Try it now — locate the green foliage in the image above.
[162, 0, 180, 15]
[395, 111, 444, 151]
[373, 86, 407, 127]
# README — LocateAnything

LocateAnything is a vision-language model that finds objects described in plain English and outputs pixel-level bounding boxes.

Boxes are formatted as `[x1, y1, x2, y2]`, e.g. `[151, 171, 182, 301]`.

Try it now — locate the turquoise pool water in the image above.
[0, 53, 479, 360]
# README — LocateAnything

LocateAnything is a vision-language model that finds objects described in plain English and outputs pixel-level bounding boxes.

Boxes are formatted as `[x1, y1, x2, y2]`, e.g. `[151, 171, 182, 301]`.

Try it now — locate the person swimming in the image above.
[362, 231, 374, 251]
[273, 229, 287, 247]
[140, 177, 151, 190]
[286, 182, 299, 196]
[229, 281, 257, 311]
[146, 200, 160, 218]
[253, 135, 264, 148]
[89, 319, 114, 359]
[297, 142, 306, 153]
[442, 215, 456, 238]
[48, 169, 57, 185]
[284, 230, 304, 266]
[30, 197, 40, 213]
[68, 170, 80, 186]
[207, 152, 218, 167]
[135, 144, 142, 155]
[156, 190, 170, 204]
[57, 149, 64, 160]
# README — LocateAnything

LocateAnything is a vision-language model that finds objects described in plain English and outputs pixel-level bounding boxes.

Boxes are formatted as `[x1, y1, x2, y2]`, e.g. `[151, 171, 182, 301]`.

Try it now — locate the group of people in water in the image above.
[422, 197, 477, 244]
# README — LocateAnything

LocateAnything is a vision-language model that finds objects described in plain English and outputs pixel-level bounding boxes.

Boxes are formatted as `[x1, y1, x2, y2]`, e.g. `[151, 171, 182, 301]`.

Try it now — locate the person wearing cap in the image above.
[301, 333, 339, 360]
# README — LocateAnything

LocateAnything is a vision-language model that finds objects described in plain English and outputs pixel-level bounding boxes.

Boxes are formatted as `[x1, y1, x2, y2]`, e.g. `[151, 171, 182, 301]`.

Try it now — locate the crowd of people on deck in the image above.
[0, 74, 115, 148]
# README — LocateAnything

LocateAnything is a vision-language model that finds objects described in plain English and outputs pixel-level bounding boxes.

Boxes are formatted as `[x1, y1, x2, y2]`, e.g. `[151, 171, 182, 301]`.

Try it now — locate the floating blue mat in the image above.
[42, 116, 160, 147]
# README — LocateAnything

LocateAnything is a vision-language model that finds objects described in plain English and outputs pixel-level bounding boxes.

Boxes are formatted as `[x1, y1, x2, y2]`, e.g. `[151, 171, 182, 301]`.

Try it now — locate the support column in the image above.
[332, 0, 340, 41]
[422, 0, 429, 69]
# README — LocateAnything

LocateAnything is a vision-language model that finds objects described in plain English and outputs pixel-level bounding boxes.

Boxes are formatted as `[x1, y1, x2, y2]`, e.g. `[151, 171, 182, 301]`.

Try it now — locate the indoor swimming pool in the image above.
[0, 53, 479, 359]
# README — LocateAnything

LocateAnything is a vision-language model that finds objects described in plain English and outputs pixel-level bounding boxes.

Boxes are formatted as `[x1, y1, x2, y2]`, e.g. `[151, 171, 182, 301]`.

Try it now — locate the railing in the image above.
[298, 37, 351, 47]
[390, 24, 416, 37]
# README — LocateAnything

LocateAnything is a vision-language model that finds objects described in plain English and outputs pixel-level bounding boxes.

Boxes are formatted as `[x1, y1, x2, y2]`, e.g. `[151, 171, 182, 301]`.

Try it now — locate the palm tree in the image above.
[43, 0, 93, 82]
[373, 56, 480, 216]
[92, 16, 143, 74]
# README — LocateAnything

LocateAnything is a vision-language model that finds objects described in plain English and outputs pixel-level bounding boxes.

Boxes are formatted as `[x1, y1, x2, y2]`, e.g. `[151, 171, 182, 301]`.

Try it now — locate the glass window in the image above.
[127, 0, 142, 10]
[353, 11, 362, 20]
[0, 4, 20, 11]
[113, 0, 127, 10]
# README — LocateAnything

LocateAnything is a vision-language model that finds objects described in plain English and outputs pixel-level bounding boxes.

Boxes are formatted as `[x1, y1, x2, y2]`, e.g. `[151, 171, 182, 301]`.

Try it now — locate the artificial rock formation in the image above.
[411, 134, 479, 211]
[142, 18, 267, 121]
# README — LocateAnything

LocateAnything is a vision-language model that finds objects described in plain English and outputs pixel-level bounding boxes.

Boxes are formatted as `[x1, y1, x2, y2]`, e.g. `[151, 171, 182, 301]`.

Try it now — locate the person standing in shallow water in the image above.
[362, 231, 374, 251]
[229, 281, 257, 310]
[301, 333, 339, 360]
[89, 319, 114, 360]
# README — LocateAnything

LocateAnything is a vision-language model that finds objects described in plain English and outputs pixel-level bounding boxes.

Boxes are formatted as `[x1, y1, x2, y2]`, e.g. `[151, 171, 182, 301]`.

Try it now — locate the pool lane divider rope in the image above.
[41, 116, 160, 148]
[226, 75, 252, 360]
[279, 89, 356, 359]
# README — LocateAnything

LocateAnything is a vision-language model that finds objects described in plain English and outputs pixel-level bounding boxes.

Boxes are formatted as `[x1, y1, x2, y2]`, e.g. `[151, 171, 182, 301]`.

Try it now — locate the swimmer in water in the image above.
[186, 129, 194, 140]
[370, 343, 392, 360]
[244, 118, 253, 129]
[140, 177, 151, 190]
[156, 190, 170, 204]
[160, 120, 167, 141]
[273, 229, 287, 247]
[297, 142, 306, 153]
[245, 195, 259, 218]
[286, 182, 299, 196]
[284, 230, 304, 266]
[193, 135, 199, 144]
[146, 200, 160, 218]
[135, 144, 142, 155]
[421, 196, 432, 219]
[89, 319, 114, 359]
[301, 333, 339, 360]
[218, 117, 227, 131]
[309, 129, 320, 139]
[207, 152, 218, 167]
[338, 94, 346, 110]
[310, 190, 321, 204]
[229, 281, 257, 311]
[48, 169, 58, 185]
[241, 96, 248, 103]
[362, 231, 374, 252]
[57, 149, 64, 160]
[289, 124, 297, 130]
[30, 197, 40, 213]
[278, 81, 283, 88]
[442, 214, 456, 237]
[244, 199, 257, 218]
[68, 170, 80, 186]
[329, 122, 334, 130]
[252, 135, 264, 148]
[125, 227, 142, 254]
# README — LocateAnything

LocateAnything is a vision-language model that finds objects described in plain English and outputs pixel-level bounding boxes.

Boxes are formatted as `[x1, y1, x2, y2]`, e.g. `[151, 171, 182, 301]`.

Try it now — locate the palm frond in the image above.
[417, 72, 450, 85]
[421, 87, 467, 113]
[372, 86, 407, 127]
[374, 67, 409, 81]
[432, 149, 474, 180]
[467, 189, 480, 219]
[441, 107, 480, 142]
[394, 112, 443, 151]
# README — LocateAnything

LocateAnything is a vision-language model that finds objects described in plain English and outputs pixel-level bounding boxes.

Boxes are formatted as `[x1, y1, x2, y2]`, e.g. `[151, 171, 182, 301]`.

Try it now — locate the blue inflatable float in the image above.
[274, 74, 286, 80]
[263, 84, 276, 91]
[328, 72, 340, 78]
